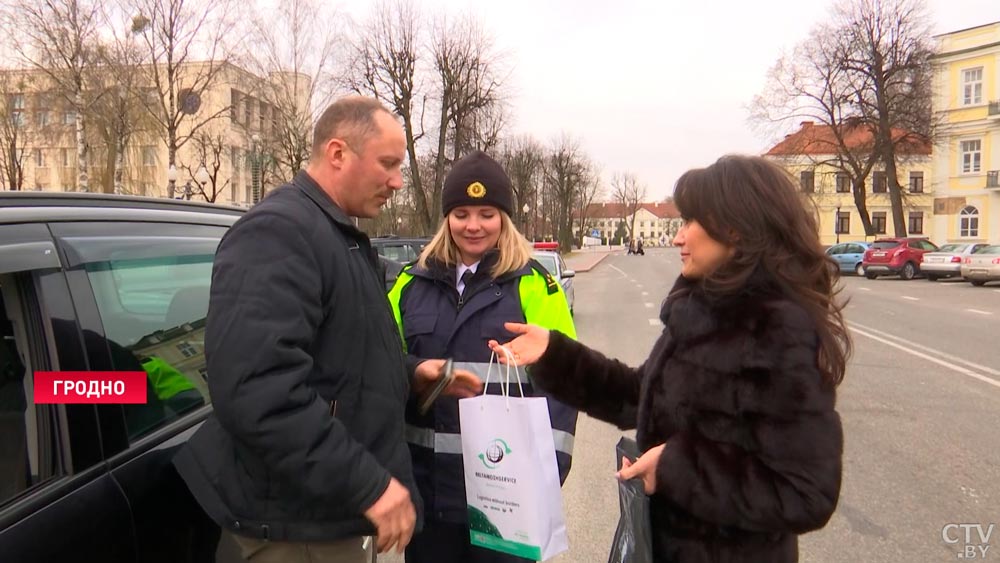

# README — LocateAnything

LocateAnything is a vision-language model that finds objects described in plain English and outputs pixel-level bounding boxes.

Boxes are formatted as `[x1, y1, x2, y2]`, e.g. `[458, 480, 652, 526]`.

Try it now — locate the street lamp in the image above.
[166, 164, 178, 199]
[397, 216, 403, 235]
[835, 204, 842, 244]
[195, 164, 210, 199]
[522, 203, 530, 240]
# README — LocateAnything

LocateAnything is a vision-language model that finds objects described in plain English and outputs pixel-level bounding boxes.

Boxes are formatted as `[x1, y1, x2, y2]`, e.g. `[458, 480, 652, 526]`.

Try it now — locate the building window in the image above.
[60, 148, 70, 167]
[908, 171, 924, 193]
[141, 146, 156, 167]
[34, 149, 45, 168]
[872, 171, 887, 193]
[962, 67, 983, 106]
[244, 97, 252, 126]
[800, 170, 815, 193]
[230, 89, 240, 123]
[959, 205, 979, 237]
[836, 211, 850, 235]
[11, 93, 24, 110]
[836, 173, 850, 193]
[177, 342, 198, 358]
[908, 211, 923, 234]
[961, 140, 981, 174]
[36, 111, 49, 128]
[63, 111, 75, 125]
[872, 211, 887, 234]
[231, 146, 241, 188]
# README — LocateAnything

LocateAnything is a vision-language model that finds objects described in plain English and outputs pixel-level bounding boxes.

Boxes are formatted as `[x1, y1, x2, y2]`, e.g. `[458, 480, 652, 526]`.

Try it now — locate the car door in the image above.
[50, 219, 238, 563]
[0, 223, 136, 563]
[826, 244, 846, 270]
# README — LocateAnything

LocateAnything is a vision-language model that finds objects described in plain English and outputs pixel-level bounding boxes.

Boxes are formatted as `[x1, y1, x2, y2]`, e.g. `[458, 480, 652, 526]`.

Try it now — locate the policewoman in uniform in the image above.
[388, 151, 577, 563]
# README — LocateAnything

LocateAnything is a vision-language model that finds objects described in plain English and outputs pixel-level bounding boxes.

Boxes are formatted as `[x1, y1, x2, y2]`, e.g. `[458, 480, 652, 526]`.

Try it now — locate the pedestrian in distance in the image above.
[388, 150, 578, 563]
[173, 96, 480, 563]
[489, 154, 849, 563]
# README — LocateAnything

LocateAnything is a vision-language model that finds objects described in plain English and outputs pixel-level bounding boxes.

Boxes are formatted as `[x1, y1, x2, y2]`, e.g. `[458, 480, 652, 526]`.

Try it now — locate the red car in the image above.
[862, 237, 939, 280]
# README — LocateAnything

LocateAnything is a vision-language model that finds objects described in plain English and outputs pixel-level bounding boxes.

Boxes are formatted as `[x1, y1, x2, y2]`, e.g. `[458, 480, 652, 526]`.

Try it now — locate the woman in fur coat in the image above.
[489, 155, 849, 563]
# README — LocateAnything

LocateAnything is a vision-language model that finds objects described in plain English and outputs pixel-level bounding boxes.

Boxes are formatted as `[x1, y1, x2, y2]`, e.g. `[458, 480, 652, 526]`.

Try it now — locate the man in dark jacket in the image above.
[174, 97, 453, 562]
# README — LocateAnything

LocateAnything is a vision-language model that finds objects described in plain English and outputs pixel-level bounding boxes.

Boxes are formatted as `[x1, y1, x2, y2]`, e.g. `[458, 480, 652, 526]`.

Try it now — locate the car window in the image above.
[533, 254, 558, 277]
[976, 246, 1000, 255]
[920, 240, 938, 251]
[848, 244, 864, 254]
[827, 245, 843, 255]
[872, 241, 899, 249]
[1, 277, 63, 507]
[558, 255, 568, 271]
[65, 234, 221, 441]
[937, 244, 964, 253]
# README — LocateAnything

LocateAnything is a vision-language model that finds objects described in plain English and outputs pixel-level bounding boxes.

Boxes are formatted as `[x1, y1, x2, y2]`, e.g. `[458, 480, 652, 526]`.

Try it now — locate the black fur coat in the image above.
[531, 275, 843, 563]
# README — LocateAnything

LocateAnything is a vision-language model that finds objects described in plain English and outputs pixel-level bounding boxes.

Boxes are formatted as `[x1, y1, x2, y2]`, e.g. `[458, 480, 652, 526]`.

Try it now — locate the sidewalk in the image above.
[564, 246, 620, 273]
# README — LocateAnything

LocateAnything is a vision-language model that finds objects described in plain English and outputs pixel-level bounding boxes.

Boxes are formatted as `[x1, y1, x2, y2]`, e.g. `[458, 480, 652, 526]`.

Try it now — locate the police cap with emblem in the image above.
[441, 150, 514, 217]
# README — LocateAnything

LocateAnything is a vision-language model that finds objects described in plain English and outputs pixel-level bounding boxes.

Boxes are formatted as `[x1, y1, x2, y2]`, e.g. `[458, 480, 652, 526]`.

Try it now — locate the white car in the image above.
[921, 243, 990, 281]
[961, 245, 1000, 287]
[532, 251, 575, 314]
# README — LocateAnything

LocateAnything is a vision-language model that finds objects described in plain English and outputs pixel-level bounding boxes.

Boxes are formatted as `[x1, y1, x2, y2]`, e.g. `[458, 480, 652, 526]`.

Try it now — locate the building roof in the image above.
[764, 121, 931, 157]
[576, 201, 679, 220]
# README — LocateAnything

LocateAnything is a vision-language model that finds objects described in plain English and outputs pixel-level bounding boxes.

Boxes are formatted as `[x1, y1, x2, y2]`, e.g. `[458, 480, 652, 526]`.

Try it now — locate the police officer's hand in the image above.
[364, 477, 416, 554]
[488, 322, 550, 365]
[413, 359, 483, 398]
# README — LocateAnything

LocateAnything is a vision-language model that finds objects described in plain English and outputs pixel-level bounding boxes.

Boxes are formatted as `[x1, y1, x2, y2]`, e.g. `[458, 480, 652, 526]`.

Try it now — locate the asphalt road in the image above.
[384, 247, 1000, 562]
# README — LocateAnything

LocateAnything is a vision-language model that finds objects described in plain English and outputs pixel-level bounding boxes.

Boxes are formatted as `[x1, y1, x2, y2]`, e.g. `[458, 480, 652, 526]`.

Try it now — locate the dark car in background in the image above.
[0, 192, 239, 562]
[371, 236, 431, 291]
[862, 237, 938, 280]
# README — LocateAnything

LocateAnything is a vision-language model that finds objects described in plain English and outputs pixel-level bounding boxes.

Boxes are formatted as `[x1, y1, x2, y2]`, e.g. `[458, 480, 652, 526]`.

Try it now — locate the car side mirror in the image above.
[562, 269, 575, 278]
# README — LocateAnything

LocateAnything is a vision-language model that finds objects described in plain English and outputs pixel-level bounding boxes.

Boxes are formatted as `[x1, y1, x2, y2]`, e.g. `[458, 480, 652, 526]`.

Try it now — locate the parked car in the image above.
[960, 245, 1000, 286]
[920, 243, 991, 281]
[371, 236, 431, 291]
[532, 250, 575, 314]
[862, 237, 939, 280]
[825, 242, 872, 276]
[0, 192, 241, 562]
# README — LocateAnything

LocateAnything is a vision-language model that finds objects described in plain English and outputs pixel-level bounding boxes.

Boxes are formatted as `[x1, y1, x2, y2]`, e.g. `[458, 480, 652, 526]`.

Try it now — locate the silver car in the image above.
[961, 245, 1000, 287]
[532, 251, 575, 314]
[921, 243, 991, 281]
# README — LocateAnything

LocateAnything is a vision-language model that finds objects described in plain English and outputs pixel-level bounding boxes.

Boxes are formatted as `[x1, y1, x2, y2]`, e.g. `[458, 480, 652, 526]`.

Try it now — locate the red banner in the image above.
[34, 371, 148, 404]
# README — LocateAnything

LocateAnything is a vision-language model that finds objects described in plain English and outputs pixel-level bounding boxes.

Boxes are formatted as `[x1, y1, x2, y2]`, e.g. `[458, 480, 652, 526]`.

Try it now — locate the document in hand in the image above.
[459, 352, 569, 561]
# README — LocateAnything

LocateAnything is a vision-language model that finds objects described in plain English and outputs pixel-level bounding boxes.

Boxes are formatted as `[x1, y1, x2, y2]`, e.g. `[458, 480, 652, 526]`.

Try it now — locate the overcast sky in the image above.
[337, 0, 998, 200]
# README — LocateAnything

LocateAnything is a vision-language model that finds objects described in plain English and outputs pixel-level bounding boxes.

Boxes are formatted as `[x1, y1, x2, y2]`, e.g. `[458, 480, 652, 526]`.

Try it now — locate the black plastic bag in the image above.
[607, 437, 653, 563]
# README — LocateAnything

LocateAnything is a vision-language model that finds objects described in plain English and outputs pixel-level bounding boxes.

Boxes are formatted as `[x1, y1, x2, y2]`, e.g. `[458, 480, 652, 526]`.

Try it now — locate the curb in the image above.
[570, 252, 614, 273]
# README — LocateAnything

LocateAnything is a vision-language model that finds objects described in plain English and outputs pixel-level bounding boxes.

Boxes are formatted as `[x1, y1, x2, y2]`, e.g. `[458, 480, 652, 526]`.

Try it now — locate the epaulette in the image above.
[528, 258, 560, 295]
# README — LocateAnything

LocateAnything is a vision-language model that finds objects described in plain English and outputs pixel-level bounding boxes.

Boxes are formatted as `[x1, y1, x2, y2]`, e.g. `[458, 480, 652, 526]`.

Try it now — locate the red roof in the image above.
[765, 121, 931, 156]
[575, 201, 679, 220]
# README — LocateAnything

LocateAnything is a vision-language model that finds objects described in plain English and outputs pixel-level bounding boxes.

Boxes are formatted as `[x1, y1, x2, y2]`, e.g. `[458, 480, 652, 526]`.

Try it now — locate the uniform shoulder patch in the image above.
[528, 259, 560, 295]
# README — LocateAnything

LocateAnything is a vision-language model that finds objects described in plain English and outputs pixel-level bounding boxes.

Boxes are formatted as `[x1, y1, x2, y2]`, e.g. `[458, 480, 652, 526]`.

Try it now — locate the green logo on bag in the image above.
[479, 438, 512, 469]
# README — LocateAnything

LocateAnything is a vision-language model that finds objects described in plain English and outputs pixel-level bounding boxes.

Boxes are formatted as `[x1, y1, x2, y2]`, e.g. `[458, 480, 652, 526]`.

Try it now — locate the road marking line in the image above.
[902, 296, 919, 301]
[850, 326, 1000, 390]
[641, 291, 649, 296]
[859, 287, 871, 291]
[644, 302, 654, 308]
[967, 309, 993, 316]
[609, 265, 629, 278]
[849, 321, 1000, 378]
[994, 290, 1000, 294]
[648, 319, 660, 326]
[637, 284, 644, 288]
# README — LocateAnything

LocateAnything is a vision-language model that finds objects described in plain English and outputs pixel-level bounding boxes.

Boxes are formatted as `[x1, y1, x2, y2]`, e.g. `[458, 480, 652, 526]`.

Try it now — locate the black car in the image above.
[0, 192, 242, 562]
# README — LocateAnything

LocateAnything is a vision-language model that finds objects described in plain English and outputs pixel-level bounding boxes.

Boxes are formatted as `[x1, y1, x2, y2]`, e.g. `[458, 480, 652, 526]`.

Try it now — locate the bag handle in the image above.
[484, 345, 526, 409]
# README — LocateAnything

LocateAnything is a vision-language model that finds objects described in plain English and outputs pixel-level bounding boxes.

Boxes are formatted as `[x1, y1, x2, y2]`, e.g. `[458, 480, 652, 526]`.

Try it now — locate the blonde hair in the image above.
[417, 211, 533, 278]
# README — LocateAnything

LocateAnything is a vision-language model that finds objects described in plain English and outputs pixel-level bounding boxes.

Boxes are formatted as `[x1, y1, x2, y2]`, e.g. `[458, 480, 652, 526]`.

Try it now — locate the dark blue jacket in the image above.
[388, 251, 577, 523]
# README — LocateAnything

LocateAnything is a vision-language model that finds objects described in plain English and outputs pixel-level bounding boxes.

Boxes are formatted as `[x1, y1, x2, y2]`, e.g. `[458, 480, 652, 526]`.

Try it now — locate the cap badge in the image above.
[467, 182, 487, 198]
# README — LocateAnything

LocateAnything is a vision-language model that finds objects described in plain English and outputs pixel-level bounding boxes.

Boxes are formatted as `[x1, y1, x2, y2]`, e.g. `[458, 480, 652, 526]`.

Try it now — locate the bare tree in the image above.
[126, 0, 237, 198]
[246, 0, 341, 180]
[574, 161, 604, 246]
[345, 0, 431, 231]
[3, 0, 105, 191]
[178, 131, 228, 202]
[544, 134, 587, 251]
[0, 77, 30, 190]
[497, 134, 544, 234]
[611, 172, 647, 242]
[835, 0, 934, 236]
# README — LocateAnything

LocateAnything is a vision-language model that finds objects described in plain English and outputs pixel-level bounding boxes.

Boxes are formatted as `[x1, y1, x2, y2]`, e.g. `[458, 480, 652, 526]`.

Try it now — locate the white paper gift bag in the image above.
[459, 349, 569, 561]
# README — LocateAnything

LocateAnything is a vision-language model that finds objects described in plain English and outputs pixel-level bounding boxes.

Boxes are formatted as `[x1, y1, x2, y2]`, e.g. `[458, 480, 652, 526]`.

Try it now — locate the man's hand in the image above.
[413, 359, 483, 399]
[363, 477, 416, 554]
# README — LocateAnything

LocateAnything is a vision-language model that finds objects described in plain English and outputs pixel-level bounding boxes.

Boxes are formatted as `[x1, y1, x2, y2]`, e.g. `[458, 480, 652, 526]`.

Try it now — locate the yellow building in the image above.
[0, 61, 309, 206]
[765, 121, 934, 246]
[930, 21, 1000, 244]
[573, 202, 681, 246]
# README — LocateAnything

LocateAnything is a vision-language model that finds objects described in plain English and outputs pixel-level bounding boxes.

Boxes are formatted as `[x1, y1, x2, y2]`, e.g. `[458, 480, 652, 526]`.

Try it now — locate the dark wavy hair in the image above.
[672, 155, 851, 387]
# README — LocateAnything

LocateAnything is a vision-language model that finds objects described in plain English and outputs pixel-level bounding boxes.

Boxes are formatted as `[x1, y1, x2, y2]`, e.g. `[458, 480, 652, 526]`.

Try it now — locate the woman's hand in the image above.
[413, 359, 483, 399]
[487, 322, 551, 366]
[616, 443, 665, 495]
